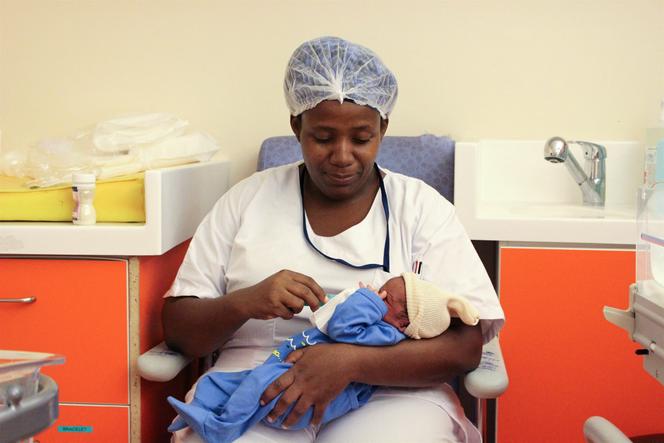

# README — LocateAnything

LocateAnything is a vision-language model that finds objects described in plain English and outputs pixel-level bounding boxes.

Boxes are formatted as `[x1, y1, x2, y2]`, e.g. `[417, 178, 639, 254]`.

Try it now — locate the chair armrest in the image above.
[583, 416, 631, 443]
[138, 342, 193, 382]
[463, 336, 509, 399]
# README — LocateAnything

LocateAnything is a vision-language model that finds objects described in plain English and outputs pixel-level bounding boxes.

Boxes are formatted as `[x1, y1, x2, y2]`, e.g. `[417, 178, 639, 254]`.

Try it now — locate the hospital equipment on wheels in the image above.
[0, 351, 64, 443]
[585, 185, 664, 442]
[138, 135, 508, 443]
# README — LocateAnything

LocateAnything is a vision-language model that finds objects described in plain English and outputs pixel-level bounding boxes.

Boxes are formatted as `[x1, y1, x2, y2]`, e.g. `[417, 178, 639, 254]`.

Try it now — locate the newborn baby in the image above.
[168, 273, 480, 443]
[313, 273, 480, 339]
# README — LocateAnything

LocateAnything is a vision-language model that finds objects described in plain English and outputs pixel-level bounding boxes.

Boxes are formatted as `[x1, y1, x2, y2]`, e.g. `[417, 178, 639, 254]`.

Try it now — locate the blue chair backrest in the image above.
[256, 135, 455, 203]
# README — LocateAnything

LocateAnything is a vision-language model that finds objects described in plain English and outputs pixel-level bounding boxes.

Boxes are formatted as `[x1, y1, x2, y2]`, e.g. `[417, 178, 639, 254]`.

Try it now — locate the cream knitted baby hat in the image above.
[402, 272, 480, 339]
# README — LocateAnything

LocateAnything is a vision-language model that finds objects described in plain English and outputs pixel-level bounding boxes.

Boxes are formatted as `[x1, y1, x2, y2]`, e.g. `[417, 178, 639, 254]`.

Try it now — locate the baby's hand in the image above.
[359, 282, 387, 299]
[359, 281, 376, 291]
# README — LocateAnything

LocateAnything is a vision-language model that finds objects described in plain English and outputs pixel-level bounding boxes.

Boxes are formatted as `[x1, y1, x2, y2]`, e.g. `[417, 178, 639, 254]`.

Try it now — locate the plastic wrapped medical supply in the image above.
[0, 136, 94, 187]
[284, 36, 398, 119]
[92, 131, 219, 179]
[0, 113, 220, 188]
[92, 113, 189, 153]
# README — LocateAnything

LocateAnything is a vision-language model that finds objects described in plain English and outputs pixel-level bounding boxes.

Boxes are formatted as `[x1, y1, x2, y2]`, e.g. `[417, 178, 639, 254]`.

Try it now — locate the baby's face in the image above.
[379, 276, 409, 331]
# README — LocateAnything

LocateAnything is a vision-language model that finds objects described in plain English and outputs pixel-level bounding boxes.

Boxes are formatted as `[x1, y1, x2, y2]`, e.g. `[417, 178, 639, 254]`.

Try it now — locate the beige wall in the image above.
[1, 0, 663, 184]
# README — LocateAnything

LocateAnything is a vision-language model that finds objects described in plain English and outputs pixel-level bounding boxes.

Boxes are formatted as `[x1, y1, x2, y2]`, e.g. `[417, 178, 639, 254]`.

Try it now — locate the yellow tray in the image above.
[0, 174, 145, 222]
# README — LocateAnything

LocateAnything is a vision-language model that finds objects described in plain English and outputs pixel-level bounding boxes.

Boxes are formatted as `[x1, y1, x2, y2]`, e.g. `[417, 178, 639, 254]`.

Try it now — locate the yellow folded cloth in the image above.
[0, 174, 145, 222]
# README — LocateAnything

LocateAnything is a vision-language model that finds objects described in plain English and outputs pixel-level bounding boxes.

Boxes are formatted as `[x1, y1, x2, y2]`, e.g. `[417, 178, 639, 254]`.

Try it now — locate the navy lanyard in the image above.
[300, 163, 390, 273]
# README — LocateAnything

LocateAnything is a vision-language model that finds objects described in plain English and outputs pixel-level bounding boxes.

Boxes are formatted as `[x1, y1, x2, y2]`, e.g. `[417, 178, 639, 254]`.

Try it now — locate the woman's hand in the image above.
[237, 270, 327, 320]
[260, 343, 357, 428]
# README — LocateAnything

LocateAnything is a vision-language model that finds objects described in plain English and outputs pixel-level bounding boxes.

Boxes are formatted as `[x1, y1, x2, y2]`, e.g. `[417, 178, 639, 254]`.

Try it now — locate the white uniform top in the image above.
[166, 162, 504, 442]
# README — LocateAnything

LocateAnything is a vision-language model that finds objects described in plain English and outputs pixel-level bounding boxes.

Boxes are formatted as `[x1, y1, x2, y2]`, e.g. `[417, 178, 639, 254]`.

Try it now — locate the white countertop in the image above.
[0, 159, 231, 256]
[454, 140, 642, 245]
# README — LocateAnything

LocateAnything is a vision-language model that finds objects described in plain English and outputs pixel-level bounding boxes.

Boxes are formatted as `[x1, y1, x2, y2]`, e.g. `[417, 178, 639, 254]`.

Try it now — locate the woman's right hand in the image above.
[237, 270, 326, 320]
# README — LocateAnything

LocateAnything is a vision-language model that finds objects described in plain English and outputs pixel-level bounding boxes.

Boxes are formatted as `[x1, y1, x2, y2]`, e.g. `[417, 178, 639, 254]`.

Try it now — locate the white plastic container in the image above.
[644, 147, 657, 188]
[637, 185, 664, 285]
[71, 173, 96, 225]
[645, 100, 664, 186]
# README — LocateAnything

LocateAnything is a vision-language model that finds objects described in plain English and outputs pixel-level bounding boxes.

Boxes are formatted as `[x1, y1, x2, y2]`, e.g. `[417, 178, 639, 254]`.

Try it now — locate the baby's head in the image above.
[377, 276, 410, 332]
[376, 273, 481, 339]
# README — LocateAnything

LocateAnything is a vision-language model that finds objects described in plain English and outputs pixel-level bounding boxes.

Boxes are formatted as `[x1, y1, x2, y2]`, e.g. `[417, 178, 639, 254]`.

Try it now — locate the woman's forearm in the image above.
[162, 270, 328, 358]
[347, 320, 483, 387]
[161, 291, 249, 358]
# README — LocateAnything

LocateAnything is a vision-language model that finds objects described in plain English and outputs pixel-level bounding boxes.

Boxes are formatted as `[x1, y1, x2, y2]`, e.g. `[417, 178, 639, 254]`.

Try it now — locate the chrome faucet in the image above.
[543, 137, 607, 207]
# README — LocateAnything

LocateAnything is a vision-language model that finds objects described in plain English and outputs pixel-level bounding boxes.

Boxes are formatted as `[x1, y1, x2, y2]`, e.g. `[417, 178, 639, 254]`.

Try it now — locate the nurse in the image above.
[163, 36, 504, 443]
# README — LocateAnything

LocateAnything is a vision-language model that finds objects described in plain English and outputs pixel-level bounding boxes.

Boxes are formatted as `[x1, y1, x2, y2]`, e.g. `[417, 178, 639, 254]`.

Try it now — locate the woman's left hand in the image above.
[260, 343, 356, 428]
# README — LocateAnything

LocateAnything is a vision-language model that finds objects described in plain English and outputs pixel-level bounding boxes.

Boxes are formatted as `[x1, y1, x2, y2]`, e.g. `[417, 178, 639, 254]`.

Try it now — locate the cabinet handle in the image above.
[0, 296, 36, 304]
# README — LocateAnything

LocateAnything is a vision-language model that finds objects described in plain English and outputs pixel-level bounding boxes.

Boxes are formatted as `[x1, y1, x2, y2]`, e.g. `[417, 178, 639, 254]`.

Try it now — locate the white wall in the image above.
[1, 0, 663, 184]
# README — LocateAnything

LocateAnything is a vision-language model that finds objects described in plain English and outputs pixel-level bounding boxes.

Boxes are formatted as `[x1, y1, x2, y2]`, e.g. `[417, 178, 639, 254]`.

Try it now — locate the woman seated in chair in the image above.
[162, 35, 504, 443]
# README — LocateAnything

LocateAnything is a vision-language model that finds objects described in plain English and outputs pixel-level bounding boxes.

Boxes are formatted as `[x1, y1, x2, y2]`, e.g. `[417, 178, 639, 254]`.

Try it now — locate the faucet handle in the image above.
[570, 141, 606, 183]
[571, 141, 607, 160]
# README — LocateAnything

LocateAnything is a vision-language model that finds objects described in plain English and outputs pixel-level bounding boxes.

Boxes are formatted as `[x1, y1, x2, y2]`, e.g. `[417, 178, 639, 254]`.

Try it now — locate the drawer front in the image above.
[34, 404, 129, 442]
[0, 258, 129, 404]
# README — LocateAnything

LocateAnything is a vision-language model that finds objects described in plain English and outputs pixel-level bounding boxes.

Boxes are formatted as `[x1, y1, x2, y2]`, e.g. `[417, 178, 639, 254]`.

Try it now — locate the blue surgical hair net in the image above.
[284, 36, 398, 119]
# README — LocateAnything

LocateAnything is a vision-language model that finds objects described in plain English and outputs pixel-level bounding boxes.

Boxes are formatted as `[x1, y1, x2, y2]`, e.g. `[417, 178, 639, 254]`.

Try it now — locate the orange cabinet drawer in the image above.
[0, 258, 129, 404]
[34, 404, 129, 442]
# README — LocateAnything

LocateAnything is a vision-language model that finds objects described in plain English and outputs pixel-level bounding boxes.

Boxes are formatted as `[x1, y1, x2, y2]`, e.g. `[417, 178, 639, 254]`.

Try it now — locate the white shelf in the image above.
[0, 159, 231, 256]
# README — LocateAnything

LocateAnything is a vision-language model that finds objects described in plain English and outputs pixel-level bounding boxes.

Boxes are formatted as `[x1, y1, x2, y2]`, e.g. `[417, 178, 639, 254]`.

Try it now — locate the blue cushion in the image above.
[256, 135, 455, 202]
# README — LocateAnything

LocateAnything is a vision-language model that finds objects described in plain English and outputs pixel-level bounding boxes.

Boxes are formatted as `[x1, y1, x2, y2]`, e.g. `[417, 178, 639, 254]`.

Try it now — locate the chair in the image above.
[583, 417, 632, 443]
[139, 134, 508, 442]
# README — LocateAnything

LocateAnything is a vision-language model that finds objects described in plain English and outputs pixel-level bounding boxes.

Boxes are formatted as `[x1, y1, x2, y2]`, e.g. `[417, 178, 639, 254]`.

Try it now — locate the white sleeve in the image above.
[164, 184, 242, 299]
[413, 189, 505, 344]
